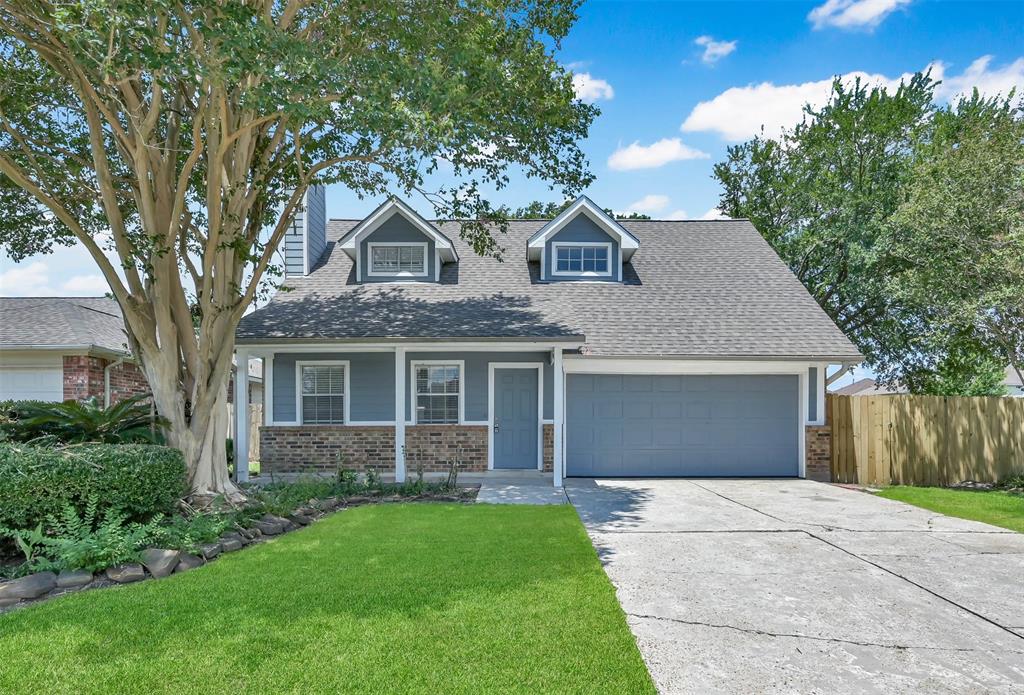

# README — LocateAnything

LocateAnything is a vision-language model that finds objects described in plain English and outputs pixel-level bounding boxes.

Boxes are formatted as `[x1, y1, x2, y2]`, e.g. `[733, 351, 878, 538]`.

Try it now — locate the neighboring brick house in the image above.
[234, 191, 862, 485]
[0, 297, 262, 407]
[0, 297, 148, 405]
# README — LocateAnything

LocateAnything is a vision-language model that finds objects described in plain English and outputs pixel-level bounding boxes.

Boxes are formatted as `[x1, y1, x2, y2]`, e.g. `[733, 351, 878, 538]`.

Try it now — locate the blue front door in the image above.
[493, 368, 538, 469]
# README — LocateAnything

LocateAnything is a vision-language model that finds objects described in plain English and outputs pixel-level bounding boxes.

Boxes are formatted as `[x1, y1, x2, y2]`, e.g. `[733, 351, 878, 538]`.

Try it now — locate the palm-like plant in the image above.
[4, 394, 167, 444]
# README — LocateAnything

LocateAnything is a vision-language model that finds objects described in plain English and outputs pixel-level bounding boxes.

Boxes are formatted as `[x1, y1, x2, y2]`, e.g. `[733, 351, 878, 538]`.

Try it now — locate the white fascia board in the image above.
[237, 339, 585, 352]
[339, 197, 458, 263]
[562, 357, 818, 375]
[526, 196, 640, 262]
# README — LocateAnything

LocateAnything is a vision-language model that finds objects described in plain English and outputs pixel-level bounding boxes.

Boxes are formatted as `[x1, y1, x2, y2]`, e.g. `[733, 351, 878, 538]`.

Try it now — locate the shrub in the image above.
[1, 496, 164, 574]
[151, 513, 237, 554]
[0, 443, 187, 533]
[0, 395, 165, 444]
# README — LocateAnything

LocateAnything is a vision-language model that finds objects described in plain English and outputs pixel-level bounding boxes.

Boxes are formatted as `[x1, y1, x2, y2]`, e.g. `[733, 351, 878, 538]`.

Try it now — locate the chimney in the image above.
[283, 185, 326, 277]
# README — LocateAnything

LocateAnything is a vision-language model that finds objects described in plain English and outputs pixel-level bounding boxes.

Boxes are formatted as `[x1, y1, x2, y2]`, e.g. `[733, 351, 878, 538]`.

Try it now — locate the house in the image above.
[235, 189, 861, 486]
[0, 296, 263, 406]
[0, 297, 148, 404]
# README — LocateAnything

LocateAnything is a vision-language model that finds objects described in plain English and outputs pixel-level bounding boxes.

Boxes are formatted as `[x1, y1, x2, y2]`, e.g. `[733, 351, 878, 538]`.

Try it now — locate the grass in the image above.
[0, 504, 654, 694]
[876, 486, 1024, 533]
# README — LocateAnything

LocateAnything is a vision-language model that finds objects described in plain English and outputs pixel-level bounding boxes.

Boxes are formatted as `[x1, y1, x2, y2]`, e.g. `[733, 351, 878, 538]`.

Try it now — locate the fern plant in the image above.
[2, 496, 162, 573]
[3, 394, 166, 444]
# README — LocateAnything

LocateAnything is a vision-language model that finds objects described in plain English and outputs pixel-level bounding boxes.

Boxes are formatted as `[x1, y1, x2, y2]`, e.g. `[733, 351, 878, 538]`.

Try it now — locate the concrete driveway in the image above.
[566, 479, 1024, 694]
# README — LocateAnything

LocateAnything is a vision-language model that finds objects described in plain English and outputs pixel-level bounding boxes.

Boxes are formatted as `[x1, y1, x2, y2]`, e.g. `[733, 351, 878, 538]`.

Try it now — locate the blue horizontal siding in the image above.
[271, 350, 553, 423]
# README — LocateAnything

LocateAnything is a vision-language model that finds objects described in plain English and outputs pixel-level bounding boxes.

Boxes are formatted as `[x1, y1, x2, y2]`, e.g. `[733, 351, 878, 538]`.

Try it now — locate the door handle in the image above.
[493, 423, 500, 432]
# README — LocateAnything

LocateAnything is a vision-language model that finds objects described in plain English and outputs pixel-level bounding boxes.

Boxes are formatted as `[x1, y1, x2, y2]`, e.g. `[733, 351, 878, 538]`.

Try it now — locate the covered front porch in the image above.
[233, 341, 575, 487]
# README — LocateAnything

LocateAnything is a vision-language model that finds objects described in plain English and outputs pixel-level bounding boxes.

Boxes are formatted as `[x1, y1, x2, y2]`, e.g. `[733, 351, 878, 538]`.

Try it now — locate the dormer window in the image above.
[369, 242, 427, 277]
[553, 242, 611, 277]
[526, 195, 639, 283]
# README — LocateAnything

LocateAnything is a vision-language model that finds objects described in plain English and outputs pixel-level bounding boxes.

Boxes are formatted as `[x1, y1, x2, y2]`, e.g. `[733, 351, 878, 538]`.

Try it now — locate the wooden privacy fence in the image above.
[227, 403, 262, 462]
[829, 394, 1024, 486]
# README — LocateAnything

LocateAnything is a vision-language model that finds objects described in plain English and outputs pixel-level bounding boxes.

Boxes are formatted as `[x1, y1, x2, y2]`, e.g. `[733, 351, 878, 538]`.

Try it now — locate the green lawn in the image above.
[0, 504, 653, 694]
[877, 486, 1024, 533]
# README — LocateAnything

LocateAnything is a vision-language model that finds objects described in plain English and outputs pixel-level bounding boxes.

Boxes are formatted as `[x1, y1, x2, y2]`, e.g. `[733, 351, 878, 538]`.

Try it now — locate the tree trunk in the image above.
[136, 339, 243, 502]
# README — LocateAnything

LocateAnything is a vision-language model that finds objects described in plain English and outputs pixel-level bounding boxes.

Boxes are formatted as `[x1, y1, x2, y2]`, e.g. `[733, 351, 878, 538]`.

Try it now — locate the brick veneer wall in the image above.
[62, 356, 106, 402]
[260, 426, 396, 474]
[259, 424, 502, 474]
[806, 425, 832, 482]
[405, 425, 489, 473]
[106, 361, 149, 404]
[543, 424, 553, 473]
[63, 355, 149, 403]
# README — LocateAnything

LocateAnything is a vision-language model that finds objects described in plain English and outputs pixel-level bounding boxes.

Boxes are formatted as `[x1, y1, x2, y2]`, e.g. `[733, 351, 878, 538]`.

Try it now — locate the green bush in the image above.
[0, 395, 165, 444]
[0, 443, 187, 532]
[1, 497, 164, 574]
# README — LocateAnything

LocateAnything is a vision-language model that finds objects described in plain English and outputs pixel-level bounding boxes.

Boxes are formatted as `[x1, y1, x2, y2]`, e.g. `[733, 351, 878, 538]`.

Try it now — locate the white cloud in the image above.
[608, 138, 709, 171]
[808, 0, 912, 30]
[62, 274, 109, 294]
[681, 55, 1023, 142]
[572, 72, 614, 102]
[626, 194, 670, 214]
[694, 36, 737, 65]
[0, 261, 55, 296]
[934, 55, 1024, 102]
[665, 209, 690, 220]
[680, 66, 927, 141]
[700, 207, 730, 220]
[0, 262, 111, 297]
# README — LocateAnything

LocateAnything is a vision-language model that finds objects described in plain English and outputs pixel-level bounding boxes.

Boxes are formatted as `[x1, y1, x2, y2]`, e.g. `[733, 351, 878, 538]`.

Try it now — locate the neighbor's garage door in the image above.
[566, 374, 799, 477]
[0, 365, 63, 401]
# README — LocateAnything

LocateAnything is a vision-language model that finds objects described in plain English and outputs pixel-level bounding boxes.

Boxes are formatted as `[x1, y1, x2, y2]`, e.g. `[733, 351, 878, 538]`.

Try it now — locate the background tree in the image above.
[889, 91, 1024, 390]
[499, 200, 650, 219]
[714, 73, 1023, 393]
[0, 0, 596, 498]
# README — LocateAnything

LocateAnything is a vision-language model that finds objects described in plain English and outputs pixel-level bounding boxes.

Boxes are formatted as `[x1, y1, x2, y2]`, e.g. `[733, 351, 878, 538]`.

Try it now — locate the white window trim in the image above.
[551, 241, 613, 278]
[410, 359, 465, 425]
[295, 360, 350, 426]
[487, 362, 545, 471]
[366, 241, 429, 278]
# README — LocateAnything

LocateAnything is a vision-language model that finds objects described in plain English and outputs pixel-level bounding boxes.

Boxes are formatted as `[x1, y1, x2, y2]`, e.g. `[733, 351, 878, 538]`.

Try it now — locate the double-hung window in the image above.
[553, 242, 611, 276]
[413, 363, 462, 424]
[368, 243, 427, 276]
[298, 362, 347, 424]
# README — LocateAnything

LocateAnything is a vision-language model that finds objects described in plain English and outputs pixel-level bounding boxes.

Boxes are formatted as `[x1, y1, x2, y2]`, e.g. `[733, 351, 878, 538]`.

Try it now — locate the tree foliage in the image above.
[714, 73, 1024, 394]
[498, 199, 650, 219]
[0, 0, 596, 495]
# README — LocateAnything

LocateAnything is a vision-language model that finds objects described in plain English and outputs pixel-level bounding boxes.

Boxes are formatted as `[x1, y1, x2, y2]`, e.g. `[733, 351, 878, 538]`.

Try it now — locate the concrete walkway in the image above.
[470, 471, 568, 505]
[566, 478, 1024, 694]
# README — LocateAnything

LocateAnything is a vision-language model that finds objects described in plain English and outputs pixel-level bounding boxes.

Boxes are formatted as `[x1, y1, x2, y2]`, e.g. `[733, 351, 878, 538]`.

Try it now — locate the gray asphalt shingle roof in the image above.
[237, 219, 862, 361]
[0, 297, 130, 355]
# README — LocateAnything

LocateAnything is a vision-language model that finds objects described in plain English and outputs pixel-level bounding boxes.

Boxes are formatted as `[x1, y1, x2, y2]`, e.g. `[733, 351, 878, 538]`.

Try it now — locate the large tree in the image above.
[713, 73, 1023, 392]
[714, 74, 935, 384]
[0, 0, 595, 497]
[889, 91, 1024, 389]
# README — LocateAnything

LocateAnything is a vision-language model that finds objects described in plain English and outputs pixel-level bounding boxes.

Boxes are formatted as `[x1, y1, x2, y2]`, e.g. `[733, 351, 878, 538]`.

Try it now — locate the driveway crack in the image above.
[626, 613, 1024, 654]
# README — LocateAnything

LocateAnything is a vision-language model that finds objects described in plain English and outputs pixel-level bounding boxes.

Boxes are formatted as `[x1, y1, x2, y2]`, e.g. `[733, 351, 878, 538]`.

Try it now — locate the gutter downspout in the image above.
[103, 358, 125, 408]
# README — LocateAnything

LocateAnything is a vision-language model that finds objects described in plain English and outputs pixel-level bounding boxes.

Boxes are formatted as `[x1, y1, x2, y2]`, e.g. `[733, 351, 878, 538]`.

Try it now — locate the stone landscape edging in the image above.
[0, 489, 476, 613]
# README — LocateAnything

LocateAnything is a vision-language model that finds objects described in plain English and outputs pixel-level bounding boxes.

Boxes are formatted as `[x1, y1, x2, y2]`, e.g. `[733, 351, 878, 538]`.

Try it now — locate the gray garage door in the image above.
[566, 374, 799, 477]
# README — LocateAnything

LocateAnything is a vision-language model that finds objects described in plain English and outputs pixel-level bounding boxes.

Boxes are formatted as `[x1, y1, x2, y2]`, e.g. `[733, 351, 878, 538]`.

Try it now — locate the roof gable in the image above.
[526, 196, 639, 262]
[338, 197, 458, 263]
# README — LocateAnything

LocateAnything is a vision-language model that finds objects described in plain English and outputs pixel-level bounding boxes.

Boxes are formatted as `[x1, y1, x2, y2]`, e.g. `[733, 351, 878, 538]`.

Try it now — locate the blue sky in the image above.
[2, 0, 1022, 302]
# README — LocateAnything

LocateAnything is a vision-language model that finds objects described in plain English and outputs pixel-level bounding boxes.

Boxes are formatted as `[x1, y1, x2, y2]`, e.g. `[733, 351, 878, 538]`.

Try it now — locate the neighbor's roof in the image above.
[0, 297, 130, 355]
[830, 378, 905, 396]
[237, 219, 863, 361]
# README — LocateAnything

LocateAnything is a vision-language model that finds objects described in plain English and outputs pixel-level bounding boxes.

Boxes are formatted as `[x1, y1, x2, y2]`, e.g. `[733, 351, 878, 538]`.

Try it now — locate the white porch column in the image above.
[262, 353, 274, 425]
[552, 346, 564, 487]
[234, 348, 250, 483]
[394, 346, 406, 482]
